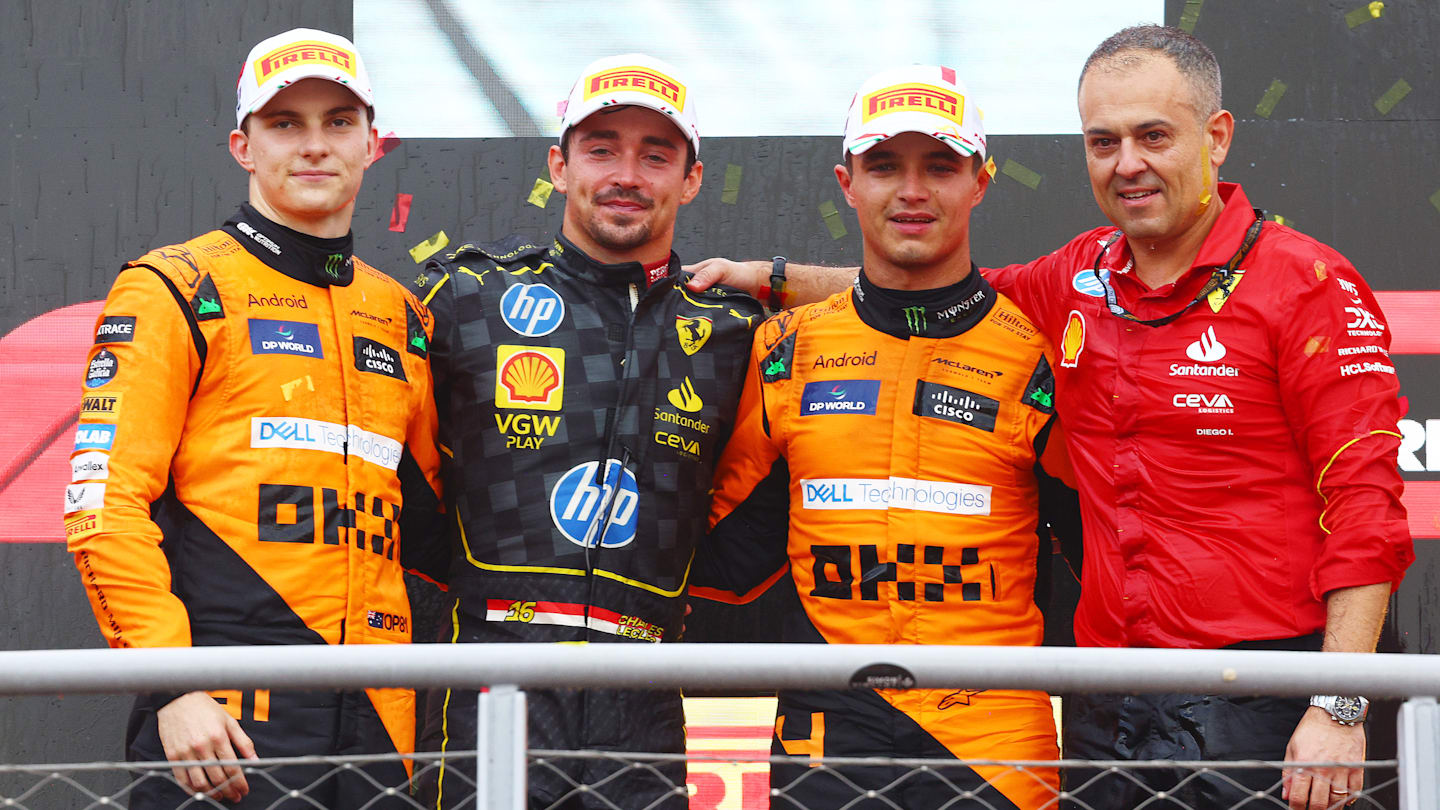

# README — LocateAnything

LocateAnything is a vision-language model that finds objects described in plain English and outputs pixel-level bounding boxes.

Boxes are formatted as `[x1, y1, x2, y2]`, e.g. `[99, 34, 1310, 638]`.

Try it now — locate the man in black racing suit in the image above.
[412, 53, 763, 809]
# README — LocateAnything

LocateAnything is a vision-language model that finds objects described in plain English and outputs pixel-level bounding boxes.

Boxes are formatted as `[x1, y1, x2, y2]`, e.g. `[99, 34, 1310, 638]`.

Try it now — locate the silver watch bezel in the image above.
[1311, 694, 1369, 725]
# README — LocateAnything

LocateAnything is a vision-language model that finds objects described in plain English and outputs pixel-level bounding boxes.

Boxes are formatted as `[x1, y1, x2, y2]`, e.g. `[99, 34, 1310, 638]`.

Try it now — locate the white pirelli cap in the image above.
[842, 65, 986, 159]
[559, 53, 700, 156]
[235, 28, 373, 128]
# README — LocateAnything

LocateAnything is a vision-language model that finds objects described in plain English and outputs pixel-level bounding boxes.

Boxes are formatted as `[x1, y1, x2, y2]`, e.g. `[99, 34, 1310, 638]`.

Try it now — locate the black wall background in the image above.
[1, 0, 1436, 799]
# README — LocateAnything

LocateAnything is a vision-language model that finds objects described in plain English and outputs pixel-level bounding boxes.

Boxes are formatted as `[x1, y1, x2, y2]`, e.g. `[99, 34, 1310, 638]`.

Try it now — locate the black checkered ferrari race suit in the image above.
[411, 233, 762, 809]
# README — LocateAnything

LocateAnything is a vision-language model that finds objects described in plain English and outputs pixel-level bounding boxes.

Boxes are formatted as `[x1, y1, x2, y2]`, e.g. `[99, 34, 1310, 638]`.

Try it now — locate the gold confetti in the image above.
[527, 178, 554, 208]
[1346, 1, 1384, 27]
[409, 231, 450, 264]
[281, 375, 315, 401]
[819, 201, 847, 240]
[984, 156, 997, 180]
[1179, 0, 1203, 32]
[1001, 159, 1042, 190]
[721, 164, 743, 204]
[1255, 80, 1287, 119]
[1374, 79, 1411, 115]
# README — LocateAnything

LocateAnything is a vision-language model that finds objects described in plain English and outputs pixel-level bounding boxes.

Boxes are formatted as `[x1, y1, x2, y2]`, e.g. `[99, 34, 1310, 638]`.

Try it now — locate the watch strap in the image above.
[768, 256, 787, 311]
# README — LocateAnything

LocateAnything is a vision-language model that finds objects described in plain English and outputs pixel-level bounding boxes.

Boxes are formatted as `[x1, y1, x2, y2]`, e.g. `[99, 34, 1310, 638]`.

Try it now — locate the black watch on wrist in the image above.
[769, 256, 788, 311]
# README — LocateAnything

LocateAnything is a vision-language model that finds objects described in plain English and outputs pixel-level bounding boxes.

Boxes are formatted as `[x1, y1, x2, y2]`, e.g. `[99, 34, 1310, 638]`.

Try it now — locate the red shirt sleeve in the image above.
[983, 229, 1112, 332]
[1271, 236, 1413, 598]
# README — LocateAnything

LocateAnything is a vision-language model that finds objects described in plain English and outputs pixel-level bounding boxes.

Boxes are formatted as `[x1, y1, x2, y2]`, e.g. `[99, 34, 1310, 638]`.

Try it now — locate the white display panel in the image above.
[355, 0, 1164, 138]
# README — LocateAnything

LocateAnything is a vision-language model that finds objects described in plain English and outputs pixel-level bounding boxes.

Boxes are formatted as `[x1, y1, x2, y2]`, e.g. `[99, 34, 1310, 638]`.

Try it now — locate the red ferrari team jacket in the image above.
[989, 182, 1413, 649]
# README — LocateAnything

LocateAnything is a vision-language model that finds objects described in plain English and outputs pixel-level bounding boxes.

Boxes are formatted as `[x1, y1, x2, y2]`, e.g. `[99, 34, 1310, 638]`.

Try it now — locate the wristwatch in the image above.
[768, 256, 788, 311]
[1310, 694, 1369, 726]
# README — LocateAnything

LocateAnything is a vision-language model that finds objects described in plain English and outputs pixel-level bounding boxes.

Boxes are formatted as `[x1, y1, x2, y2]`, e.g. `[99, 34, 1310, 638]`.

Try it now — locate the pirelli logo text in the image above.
[254, 41, 356, 83]
[861, 83, 964, 127]
[583, 66, 686, 110]
[65, 511, 102, 540]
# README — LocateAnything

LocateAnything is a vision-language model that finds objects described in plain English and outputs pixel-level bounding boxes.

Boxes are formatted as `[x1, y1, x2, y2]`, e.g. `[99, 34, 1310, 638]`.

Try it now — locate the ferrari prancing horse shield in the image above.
[676, 315, 712, 356]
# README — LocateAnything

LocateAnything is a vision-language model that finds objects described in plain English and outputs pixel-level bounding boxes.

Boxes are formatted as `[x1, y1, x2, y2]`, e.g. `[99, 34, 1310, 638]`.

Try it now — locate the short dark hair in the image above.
[1079, 24, 1222, 119]
[239, 104, 375, 134]
[559, 127, 698, 176]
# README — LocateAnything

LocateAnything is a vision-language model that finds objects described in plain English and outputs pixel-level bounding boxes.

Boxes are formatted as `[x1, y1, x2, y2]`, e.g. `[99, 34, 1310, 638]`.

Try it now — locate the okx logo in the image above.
[500, 283, 565, 337]
[248, 319, 324, 358]
[549, 459, 640, 548]
[800, 380, 881, 416]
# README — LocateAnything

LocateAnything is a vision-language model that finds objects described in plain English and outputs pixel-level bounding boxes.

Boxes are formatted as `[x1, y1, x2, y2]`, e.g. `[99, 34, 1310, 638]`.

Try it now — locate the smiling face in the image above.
[228, 78, 376, 238]
[1078, 52, 1232, 251]
[547, 105, 702, 266]
[835, 132, 989, 289]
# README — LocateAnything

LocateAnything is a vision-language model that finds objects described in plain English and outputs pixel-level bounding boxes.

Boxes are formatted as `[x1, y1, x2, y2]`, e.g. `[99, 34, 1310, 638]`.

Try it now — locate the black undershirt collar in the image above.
[547, 232, 680, 289]
[852, 264, 996, 339]
[223, 203, 355, 287]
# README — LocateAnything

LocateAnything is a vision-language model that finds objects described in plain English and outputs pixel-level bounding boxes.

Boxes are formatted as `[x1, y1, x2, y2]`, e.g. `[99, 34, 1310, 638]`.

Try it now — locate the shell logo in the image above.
[495, 345, 565, 411]
[1060, 310, 1086, 368]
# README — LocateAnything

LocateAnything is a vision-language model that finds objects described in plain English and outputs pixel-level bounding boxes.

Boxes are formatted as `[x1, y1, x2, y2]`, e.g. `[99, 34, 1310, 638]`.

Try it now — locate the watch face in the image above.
[1334, 696, 1364, 722]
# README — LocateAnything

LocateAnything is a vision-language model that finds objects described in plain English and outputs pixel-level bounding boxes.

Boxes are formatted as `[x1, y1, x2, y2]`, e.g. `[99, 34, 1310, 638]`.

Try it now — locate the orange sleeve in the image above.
[691, 318, 791, 603]
[397, 294, 447, 586]
[67, 265, 200, 648]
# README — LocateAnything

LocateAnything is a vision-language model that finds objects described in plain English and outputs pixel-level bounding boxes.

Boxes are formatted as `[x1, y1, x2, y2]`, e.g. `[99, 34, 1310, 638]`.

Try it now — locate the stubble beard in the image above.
[586, 213, 653, 253]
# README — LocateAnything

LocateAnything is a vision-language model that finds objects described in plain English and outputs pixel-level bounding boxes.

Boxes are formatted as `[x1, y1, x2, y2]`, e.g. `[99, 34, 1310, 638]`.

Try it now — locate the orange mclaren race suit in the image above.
[65, 204, 443, 809]
[411, 234, 763, 809]
[692, 268, 1072, 810]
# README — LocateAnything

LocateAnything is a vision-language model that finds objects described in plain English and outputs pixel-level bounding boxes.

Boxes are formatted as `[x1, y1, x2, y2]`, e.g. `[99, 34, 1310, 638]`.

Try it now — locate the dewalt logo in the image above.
[584, 66, 686, 110]
[254, 41, 356, 83]
[80, 393, 122, 421]
[861, 83, 964, 127]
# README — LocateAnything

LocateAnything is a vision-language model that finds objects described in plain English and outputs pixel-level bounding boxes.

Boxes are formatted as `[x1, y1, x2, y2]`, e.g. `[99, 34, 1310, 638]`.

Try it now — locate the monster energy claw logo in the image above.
[324, 253, 344, 279]
[902, 305, 927, 334]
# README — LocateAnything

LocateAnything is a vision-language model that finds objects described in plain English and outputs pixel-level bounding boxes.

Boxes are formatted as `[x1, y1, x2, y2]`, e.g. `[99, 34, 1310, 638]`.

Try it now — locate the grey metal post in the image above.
[1398, 696, 1440, 810]
[477, 684, 527, 810]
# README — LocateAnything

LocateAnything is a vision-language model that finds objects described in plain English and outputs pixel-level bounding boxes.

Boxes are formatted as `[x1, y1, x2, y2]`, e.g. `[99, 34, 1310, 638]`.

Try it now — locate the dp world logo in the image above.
[1073, 268, 1109, 297]
[500, 283, 565, 337]
[549, 459, 639, 548]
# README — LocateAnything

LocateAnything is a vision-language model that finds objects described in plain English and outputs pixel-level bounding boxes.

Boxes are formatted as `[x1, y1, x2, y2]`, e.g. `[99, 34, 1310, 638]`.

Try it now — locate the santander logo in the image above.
[1186, 326, 1227, 362]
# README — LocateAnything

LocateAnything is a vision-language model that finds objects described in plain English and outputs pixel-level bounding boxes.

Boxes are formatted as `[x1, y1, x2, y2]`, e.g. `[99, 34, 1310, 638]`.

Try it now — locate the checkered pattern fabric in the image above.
[416, 233, 762, 640]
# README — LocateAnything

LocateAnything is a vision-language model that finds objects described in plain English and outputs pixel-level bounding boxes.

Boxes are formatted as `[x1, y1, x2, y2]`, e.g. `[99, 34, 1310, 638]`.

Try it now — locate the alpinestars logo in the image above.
[1186, 326, 1226, 362]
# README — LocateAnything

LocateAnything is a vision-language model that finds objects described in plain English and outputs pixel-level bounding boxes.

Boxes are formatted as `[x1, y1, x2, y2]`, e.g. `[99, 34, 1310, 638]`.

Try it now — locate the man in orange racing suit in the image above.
[691, 66, 1073, 810]
[64, 28, 443, 809]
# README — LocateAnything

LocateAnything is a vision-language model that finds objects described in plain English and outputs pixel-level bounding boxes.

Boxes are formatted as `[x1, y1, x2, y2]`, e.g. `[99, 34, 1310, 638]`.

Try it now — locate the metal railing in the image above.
[0, 644, 1436, 809]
